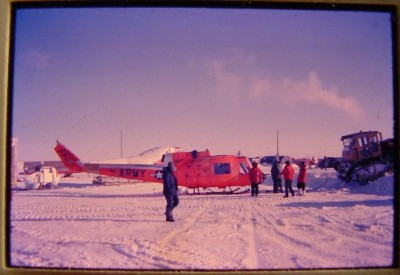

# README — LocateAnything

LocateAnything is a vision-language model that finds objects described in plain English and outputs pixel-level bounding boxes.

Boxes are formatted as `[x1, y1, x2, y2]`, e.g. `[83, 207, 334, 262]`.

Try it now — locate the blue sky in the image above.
[12, 7, 394, 162]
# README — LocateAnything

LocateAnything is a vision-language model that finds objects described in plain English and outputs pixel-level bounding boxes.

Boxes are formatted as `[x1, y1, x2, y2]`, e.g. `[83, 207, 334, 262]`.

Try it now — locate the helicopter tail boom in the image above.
[54, 140, 85, 173]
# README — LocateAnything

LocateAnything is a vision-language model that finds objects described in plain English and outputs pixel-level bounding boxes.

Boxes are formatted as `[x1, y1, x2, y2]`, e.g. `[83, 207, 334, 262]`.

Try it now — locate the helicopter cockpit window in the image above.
[214, 163, 231, 174]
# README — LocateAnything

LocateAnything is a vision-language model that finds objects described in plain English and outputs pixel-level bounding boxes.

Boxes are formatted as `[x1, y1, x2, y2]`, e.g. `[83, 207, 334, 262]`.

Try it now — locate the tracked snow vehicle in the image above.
[334, 131, 393, 184]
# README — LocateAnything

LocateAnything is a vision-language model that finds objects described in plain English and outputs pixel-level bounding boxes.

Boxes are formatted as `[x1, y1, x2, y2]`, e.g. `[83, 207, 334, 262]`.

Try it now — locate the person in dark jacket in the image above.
[271, 160, 283, 193]
[162, 162, 179, 222]
[249, 161, 264, 196]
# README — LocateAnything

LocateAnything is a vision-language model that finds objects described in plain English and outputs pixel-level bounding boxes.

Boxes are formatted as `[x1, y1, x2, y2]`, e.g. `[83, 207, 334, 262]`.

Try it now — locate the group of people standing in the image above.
[251, 160, 307, 198]
[163, 159, 308, 222]
[271, 160, 307, 197]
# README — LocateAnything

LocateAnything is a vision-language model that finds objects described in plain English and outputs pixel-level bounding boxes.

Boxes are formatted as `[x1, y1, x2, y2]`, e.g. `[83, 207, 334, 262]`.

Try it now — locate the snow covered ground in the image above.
[8, 168, 395, 271]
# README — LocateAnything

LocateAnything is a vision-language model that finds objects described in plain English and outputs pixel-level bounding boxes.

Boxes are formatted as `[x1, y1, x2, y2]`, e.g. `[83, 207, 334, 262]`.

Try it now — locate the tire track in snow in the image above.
[250, 196, 317, 269]
[120, 200, 212, 269]
[249, 193, 391, 268]
[241, 214, 259, 268]
[242, 196, 292, 269]
[157, 200, 211, 268]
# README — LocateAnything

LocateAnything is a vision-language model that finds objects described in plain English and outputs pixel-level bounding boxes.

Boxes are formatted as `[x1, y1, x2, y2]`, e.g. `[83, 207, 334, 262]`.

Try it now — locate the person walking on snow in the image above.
[249, 161, 264, 196]
[281, 160, 295, 198]
[297, 161, 307, 196]
[271, 160, 283, 193]
[162, 162, 179, 222]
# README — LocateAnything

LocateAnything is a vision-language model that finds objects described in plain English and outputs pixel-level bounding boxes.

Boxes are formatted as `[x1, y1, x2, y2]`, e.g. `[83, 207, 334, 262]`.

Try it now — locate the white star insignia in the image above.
[155, 170, 163, 179]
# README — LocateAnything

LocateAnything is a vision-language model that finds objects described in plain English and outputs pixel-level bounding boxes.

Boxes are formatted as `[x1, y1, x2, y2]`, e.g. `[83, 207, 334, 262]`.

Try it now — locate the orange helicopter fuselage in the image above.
[54, 142, 252, 190]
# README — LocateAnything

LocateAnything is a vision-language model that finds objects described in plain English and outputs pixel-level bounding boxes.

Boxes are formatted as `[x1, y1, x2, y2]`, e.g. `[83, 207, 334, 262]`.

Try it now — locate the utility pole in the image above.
[120, 130, 123, 158]
[276, 130, 279, 162]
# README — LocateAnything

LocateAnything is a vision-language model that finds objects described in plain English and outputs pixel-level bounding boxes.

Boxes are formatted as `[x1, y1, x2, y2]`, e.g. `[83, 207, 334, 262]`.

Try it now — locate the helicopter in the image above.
[54, 141, 254, 194]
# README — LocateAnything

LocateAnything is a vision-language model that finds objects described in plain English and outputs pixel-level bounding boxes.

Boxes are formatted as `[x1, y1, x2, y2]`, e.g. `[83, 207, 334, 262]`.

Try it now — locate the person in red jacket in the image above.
[281, 160, 295, 198]
[297, 161, 307, 196]
[249, 161, 264, 196]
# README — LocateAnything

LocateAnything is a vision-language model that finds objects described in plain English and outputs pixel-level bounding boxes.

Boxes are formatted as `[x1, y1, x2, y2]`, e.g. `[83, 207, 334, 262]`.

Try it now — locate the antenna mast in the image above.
[276, 130, 279, 162]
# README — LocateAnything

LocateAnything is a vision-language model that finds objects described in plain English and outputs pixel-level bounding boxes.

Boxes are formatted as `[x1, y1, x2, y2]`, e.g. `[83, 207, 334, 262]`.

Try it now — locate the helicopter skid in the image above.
[190, 187, 250, 195]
